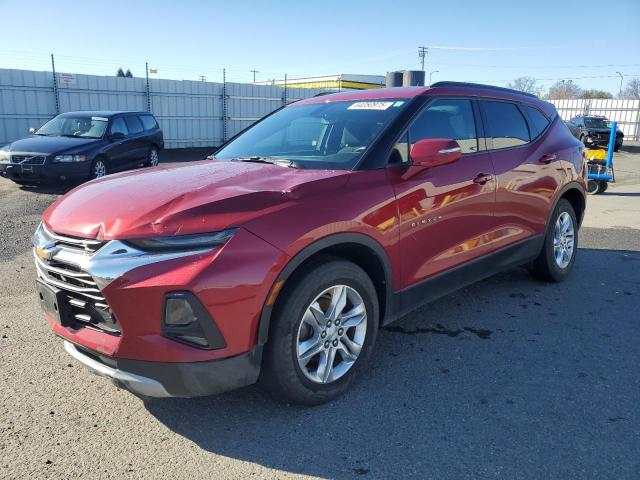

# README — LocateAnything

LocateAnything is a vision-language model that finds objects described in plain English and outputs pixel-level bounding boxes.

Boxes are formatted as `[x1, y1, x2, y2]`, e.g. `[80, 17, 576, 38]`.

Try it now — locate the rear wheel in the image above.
[260, 257, 379, 405]
[145, 147, 159, 167]
[529, 199, 578, 282]
[89, 158, 107, 180]
[599, 180, 608, 193]
[586, 180, 602, 195]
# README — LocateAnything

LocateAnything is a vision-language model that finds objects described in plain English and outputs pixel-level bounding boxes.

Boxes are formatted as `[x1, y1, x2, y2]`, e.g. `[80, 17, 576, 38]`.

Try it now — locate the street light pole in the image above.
[429, 70, 439, 86]
[616, 71, 624, 97]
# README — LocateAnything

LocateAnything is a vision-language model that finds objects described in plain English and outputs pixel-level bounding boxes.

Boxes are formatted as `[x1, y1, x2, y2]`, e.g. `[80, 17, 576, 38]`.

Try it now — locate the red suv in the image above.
[34, 82, 586, 405]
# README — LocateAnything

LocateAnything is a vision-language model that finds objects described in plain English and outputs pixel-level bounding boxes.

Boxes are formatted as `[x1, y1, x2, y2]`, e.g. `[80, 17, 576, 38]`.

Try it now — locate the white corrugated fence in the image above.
[0, 68, 324, 148]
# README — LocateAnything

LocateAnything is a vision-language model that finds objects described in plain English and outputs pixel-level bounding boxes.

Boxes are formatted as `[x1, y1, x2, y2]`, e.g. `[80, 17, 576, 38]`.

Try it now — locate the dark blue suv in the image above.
[0, 111, 163, 184]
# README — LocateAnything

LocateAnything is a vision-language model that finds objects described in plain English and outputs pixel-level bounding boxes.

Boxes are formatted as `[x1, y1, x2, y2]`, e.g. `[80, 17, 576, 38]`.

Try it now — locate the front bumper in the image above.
[583, 135, 623, 148]
[65, 340, 263, 398]
[0, 161, 91, 183]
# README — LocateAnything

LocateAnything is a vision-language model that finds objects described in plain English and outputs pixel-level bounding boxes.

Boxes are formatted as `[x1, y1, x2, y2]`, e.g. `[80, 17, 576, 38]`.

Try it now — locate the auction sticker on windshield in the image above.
[348, 101, 394, 110]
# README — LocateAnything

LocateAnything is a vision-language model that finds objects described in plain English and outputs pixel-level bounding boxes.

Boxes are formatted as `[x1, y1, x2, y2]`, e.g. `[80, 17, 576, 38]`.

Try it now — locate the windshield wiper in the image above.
[230, 156, 299, 168]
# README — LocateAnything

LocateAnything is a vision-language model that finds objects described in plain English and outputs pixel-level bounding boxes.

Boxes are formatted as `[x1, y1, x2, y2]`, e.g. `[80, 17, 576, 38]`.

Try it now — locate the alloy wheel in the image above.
[93, 160, 106, 178]
[295, 285, 367, 384]
[553, 211, 575, 269]
[149, 148, 159, 167]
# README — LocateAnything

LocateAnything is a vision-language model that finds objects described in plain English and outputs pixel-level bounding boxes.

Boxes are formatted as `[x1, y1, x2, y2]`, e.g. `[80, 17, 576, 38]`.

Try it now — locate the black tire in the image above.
[586, 179, 602, 195]
[259, 256, 379, 405]
[529, 199, 578, 283]
[89, 157, 108, 180]
[145, 146, 159, 167]
[599, 180, 609, 193]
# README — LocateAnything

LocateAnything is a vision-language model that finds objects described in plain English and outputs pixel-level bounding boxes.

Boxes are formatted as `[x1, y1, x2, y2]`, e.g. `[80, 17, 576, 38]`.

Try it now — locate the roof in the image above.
[58, 111, 150, 117]
[294, 82, 554, 117]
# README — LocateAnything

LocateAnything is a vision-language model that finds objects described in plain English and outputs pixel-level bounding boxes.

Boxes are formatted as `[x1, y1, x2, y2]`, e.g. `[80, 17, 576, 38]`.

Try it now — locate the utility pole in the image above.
[418, 46, 428, 71]
[616, 71, 624, 97]
[250, 70, 259, 83]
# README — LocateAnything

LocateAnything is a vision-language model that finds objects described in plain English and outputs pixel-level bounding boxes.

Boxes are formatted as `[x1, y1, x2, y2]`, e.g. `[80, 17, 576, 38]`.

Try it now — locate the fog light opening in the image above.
[162, 292, 226, 350]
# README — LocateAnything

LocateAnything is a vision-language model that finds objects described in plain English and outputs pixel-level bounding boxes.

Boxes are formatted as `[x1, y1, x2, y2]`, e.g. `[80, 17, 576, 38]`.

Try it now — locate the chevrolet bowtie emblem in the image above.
[35, 245, 56, 261]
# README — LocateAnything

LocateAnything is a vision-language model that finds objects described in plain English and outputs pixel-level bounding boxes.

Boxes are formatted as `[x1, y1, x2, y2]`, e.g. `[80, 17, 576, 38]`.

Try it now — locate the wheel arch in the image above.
[256, 233, 395, 346]
[553, 182, 586, 228]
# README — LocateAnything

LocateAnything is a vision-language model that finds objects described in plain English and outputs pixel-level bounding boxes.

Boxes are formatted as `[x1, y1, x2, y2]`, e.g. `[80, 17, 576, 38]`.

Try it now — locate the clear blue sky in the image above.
[1, 0, 638, 94]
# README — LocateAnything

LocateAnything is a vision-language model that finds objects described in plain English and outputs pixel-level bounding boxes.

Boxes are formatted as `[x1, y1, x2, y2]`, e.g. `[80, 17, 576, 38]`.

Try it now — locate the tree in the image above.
[546, 80, 582, 99]
[116, 67, 125, 77]
[579, 89, 613, 99]
[125, 69, 133, 78]
[621, 78, 640, 100]
[507, 76, 543, 96]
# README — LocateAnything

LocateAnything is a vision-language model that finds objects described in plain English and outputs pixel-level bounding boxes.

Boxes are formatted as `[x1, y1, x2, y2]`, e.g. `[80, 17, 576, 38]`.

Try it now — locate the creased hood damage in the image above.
[43, 160, 350, 240]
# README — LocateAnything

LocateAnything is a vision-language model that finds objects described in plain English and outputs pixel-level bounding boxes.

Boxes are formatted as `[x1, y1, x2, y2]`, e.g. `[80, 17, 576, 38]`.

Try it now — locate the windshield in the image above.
[36, 115, 109, 139]
[214, 99, 410, 169]
[584, 117, 611, 129]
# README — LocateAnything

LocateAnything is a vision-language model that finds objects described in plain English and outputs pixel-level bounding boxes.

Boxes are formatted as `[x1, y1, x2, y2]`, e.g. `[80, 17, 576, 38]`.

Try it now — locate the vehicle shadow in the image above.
[145, 247, 640, 479]
[620, 144, 640, 155]
[602, 191, 640, 197]
[18, 183, 75, 195]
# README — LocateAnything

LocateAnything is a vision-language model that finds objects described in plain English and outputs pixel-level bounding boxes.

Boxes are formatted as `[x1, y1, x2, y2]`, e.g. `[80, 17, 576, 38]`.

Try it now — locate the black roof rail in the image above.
[429, 81, 539, 99]
[313, 91, 336, 97]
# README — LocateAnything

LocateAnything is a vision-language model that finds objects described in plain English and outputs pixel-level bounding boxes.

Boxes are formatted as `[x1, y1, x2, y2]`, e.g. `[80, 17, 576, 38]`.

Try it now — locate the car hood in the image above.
[43, 160, 351, 240]
[4, 135, 99, 154]
[587, 128, 623, 136]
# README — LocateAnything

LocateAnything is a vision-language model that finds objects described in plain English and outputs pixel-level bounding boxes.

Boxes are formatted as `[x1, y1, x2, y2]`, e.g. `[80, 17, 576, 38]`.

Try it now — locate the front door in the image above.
[387, 97, 497, 290]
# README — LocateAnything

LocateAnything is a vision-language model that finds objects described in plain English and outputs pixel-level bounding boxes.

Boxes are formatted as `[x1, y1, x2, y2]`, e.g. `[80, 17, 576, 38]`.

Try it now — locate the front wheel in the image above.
[529, 199, 578, 282]
[260, 257, 379, 405]
[89, 158, 107, 180]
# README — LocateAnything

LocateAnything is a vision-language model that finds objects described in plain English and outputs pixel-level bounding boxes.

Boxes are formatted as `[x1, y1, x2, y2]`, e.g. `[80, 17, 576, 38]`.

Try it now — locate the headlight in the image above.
[0, 149, 9, 163]
[124, 229, 238, 251]
[53, 154, 87, 163]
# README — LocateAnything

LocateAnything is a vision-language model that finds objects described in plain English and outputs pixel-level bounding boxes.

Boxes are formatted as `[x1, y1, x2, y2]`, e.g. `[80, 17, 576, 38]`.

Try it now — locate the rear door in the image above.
[387, 97, 497, 288]
[123, 114, 148, 163]
[480, 99, 561, 245]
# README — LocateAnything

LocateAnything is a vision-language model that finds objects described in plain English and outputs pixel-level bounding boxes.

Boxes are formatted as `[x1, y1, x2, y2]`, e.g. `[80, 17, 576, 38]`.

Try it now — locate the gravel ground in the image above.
[1, 146, 639, 479]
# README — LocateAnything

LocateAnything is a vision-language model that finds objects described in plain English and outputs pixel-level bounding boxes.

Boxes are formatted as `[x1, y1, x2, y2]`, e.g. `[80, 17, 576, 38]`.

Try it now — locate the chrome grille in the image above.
[34, 225, 119, 334]
[41, 224, 106, 254]
[11, 155, 46, 165]
[34, 255, 105, 301]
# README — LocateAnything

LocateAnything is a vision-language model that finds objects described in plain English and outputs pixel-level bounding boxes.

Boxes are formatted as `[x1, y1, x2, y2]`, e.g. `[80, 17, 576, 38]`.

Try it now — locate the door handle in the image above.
[473, 173, 493, 185]
[539, 154, 557, 164]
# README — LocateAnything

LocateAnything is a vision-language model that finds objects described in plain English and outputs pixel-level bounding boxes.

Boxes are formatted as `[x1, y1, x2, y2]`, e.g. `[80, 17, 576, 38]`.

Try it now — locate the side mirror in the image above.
[109, 132, 125, 141]
[29, 127, 36, 134]
[410, 138, 461, 167]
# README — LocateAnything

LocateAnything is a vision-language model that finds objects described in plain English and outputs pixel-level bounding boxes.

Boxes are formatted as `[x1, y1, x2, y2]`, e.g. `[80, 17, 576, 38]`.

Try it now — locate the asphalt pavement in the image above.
[1, 146, 638, 479]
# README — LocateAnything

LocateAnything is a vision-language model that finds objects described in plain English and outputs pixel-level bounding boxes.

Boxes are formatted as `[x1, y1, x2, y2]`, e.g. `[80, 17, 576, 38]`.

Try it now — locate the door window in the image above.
[110, 117, 128, 136]
[482, 101, 530, 149]
[139, 115, 158, 131]
[522, 105, 550, 140]
[124, 115, 144, 134]
[409, 99, 478, 154]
